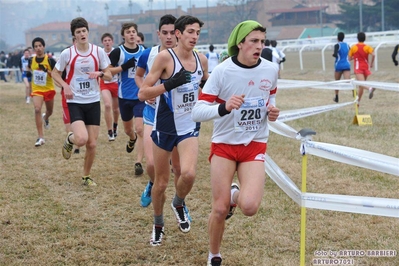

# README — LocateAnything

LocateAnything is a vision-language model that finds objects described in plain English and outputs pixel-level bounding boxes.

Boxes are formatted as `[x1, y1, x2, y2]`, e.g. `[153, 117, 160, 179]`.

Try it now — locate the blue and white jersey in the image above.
[154, 49, 203, 136]
[334, 42, 350, 71]
[21, 56, 29, 72]
[137, 45, 161, 109]
[117, 44, 145, 100]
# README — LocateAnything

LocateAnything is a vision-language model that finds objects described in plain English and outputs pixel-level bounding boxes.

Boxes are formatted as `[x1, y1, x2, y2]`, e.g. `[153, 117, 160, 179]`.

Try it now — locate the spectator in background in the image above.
[348, 32, 375, 104]
[11, 50, 23, 83]
[270, 40, 285, 78]
[206, 44, 219, 74]
[332, 32, 351, 103]
[0, 51, 7, 82]
[392, 44, 399, 66]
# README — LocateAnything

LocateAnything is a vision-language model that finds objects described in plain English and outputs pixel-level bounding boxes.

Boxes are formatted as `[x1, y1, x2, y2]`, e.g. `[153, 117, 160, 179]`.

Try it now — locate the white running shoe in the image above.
[35, 138, 45, 147]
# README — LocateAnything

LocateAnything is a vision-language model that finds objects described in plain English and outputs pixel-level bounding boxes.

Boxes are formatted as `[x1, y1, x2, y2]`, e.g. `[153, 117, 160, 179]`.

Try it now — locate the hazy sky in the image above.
[0, 0, 219, 47]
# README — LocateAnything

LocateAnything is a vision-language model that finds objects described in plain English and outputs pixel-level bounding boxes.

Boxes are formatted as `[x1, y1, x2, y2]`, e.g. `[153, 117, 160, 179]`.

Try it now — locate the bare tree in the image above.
[210, 0, 260, 44]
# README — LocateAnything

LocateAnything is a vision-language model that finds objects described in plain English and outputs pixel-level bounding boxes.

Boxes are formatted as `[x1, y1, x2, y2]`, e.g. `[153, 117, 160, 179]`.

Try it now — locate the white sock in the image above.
[208, 252, 221, 261]
[230, 187, 238, 205]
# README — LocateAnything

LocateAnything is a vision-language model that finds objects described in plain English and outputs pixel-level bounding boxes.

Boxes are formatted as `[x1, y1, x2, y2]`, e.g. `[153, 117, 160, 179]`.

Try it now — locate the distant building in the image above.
[25, 21, 105, 53]
[24, 0, 355, 49]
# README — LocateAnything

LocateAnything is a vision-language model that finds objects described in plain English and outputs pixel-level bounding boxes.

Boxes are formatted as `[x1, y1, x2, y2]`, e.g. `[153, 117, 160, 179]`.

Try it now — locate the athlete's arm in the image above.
[108, 48, 123, 76]
[138, 50, 171, 101]
[333, 43, 339, 58]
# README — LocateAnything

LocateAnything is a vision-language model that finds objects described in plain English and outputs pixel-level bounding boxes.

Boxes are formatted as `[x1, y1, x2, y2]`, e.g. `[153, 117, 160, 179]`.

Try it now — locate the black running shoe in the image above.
[126, 133, 137, 153]
[171, 202, 191, 233]
[135, 162, 144, 176]
[208, 257, 222, 266]
[150, 225, 164, 246]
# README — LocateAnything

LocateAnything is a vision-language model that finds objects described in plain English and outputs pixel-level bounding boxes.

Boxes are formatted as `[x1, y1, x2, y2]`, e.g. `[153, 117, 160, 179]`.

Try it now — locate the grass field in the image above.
[0, 46, 398, 265]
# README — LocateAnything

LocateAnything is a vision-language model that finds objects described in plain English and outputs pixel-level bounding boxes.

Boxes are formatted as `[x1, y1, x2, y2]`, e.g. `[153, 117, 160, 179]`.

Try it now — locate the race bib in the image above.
[127, 67, 136, 79]
[33, 70, 47, 86]
[73, 77, 96, 96]
[233, 96, 267, 132]
[172, 81, 199, 114]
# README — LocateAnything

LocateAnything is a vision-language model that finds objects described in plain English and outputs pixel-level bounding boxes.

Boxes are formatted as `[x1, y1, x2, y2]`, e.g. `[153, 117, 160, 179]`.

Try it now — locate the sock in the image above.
[230, 187, 239, 205]
[172, 194, 184, 207]
[108, 129, 113, 136]
[82, 175, 90, 180]
[67, 134, 74, 144]
[113, 123, 118, 130]
[208, 252, 222, 261]
[154, 214, 164, 227]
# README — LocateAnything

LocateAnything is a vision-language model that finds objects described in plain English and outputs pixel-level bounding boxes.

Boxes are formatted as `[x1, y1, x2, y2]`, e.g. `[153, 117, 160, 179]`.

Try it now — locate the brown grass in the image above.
[0, 46, 398, 265]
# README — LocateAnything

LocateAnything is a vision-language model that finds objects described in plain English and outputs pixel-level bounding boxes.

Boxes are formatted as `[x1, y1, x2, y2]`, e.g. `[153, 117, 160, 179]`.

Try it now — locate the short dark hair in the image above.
[70, 17, 89, 36]
[209, 44, 214, 52]
[175, 15, 204, 34]
[159, 14, 176, 30]
[32, 37, 45, 48]
[101, 33, 113, 41]
[121, 22, 138, 37]
[337, 32, 345, 42]
[270, 40, 277, 47]
[265, 39, 270, 46]
[137, 32, 144, 42]
[357, 32, 366, 42]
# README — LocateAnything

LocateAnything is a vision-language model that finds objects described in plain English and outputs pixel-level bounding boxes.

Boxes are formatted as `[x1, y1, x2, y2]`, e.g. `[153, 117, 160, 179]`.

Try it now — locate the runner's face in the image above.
[24, 50, 30, 59]
[177, 23, 201, 49]
[74, 27, 89, 44]
[159, 24, 176, 49]
[33, 42, 44, 56]
[102, 36, 114, 50]
[237, 30, 265, 66]
[123, 27, 137, 45]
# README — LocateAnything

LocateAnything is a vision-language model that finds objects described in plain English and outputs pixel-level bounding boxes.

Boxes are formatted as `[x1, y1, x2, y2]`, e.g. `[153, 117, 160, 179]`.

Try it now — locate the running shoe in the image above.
[62, 132, 73, 160]
[226, 183, 239, 220]
[171, 202, 191, 233]
[135, 162, 144, 176]
[208, 257, 222, 266]
[369, 87, 376, 99]
[126, 133, 137, 153]
[108, 130, 115, 141]
[140, 181, 153, 207]
[183, 201, 192, 222]
[150, 225, 164, 246]
[42, 113, 50, 129]
[82, 176, 97, 186]
[35, 138, 45, 147]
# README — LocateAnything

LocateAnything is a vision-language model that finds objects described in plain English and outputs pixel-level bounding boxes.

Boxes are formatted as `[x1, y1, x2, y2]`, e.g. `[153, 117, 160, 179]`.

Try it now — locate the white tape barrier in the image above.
[351, 80, 399, 92]
[264, 154, 399, 218]
[277, 101, 355, 122]
[278, 79, 399, 92]
[304, 141, 399, 176]
[268, 99, 356, 138]
[270, 119, 399, 176]
[277, 79, 352, 90]
[0, 68, 20, 72]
